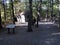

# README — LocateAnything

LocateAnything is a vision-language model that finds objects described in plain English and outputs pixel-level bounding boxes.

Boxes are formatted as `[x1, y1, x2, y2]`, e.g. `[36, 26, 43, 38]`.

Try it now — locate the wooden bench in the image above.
[6, 24, 15, 34]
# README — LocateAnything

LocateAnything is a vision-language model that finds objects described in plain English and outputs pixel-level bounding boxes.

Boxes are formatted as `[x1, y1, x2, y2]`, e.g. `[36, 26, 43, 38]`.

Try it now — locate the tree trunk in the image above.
[46, 3, 49, 21]
[36, 15, 39, 27]
[27, 0, 33, 32]
[0, 9, 2, 29]
[50, 0, 53, 22]
[36, 0, 42, 21]
[2, 3, 6, 21]
[39, 0, 42, 17]
[59, 0, 60, 29]
[11, 0, 15, 24]
[34, 0, 38, 27]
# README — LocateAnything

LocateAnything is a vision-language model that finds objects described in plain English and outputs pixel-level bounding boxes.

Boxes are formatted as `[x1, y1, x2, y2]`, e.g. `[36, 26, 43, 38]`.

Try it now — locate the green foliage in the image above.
[0, 0, 59, 23]
[33, 9, 37, 19]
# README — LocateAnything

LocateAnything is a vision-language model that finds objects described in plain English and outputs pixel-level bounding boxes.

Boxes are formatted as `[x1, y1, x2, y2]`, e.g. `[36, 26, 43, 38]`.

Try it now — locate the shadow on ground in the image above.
[0, 22, 60, 45]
